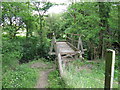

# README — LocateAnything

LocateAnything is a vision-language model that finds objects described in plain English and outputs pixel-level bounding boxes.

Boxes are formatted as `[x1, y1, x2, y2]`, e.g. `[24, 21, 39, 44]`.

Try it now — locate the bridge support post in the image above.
[58, 53, 63, 76]
[49, 33, 56, 55]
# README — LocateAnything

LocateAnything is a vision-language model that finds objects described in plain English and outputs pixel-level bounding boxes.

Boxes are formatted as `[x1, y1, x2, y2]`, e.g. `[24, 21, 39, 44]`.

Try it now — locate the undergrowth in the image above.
[47, 70, 66, 88]
[63, 59, 118, 88]
[2, 60, 40, 88]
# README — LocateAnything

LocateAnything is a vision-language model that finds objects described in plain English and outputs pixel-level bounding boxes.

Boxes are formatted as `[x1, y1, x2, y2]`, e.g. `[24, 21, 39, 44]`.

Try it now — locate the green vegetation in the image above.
[1, 1, 119, 89]
[63, 59, 118, 88]
[47, 70, 66, 88]
[2, 60, 40, 88]
[2, 58, 54, 88]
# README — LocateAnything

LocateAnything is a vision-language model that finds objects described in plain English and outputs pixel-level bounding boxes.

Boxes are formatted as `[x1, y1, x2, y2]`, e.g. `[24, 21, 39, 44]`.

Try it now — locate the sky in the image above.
[46, 0, 70, 14]
[32, 0, 70, 15]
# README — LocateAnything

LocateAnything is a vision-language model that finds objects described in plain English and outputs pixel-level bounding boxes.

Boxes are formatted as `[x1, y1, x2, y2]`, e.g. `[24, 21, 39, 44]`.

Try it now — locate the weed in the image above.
[47, 70, 66, 88]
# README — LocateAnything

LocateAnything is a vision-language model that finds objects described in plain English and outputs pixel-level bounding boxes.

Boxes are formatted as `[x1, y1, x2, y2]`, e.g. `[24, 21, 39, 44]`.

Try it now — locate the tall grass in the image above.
[62, 59, 118, 88]
[47, 70, 66, 88]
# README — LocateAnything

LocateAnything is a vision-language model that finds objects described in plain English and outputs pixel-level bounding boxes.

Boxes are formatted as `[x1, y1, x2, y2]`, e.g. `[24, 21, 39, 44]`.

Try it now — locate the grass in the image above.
[62, 59, 118, 88]
[47, 70, 66, 88]
[2, 59, 42, 88]
[2, 58, 54, 88]
[0, 57, 2, 90]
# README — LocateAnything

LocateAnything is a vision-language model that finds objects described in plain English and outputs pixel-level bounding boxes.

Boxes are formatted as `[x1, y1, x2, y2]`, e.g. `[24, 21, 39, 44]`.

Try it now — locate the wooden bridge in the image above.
[49, 33, 86, 76]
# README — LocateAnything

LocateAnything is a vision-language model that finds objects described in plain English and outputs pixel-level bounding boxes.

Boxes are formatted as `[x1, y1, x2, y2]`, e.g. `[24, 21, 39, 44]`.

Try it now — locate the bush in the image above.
[2, 37, 23, 73]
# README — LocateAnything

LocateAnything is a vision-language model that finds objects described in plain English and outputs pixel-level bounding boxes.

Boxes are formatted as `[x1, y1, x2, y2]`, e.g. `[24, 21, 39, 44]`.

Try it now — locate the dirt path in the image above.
[30, 62, 55, 88]
[35, 69, 54, 88]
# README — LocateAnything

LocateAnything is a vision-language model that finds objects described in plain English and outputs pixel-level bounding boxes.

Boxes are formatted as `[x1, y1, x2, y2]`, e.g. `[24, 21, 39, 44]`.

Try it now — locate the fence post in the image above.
[104, 49, 115, 89]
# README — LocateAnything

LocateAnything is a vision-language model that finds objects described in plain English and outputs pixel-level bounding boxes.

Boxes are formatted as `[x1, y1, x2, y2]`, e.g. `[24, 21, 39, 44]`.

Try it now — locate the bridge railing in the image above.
[65, 33, 86, 54]
[49, 32, 86, 55]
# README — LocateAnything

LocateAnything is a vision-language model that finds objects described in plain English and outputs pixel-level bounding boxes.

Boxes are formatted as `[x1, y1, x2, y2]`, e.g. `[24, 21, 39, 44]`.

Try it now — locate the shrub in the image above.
[2, 38, 23, 73]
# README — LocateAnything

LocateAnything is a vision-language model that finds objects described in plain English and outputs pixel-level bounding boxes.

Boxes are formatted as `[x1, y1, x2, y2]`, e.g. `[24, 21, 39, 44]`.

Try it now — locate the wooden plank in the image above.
[67, 42, 79, 51]
[56, 42, 75, 54]
[53, 41, 63, 76]
[104, 49, 115, 89]
[66, 37, 78, 42]
[60, 51, 80, 55]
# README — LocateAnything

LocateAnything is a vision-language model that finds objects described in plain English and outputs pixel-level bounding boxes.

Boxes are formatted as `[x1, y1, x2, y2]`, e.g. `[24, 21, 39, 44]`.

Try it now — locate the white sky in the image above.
[46, 0, 70, 14]
[32, 0, 70, 15]
[46, 5, 68, 14]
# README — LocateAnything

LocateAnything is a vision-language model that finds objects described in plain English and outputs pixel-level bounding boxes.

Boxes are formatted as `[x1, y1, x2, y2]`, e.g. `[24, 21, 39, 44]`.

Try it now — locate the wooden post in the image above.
[49, 39, 54, 54]
[66, 33, 68, 42]
[58, 53, 63, 77]
[71, 34, 73, 45]
[52, 34, 63, 76]
[49, 33, 56, 55]
[104, 49, 115, 89]
[78, 36, 84, 52]
[77, 37, 80, 50]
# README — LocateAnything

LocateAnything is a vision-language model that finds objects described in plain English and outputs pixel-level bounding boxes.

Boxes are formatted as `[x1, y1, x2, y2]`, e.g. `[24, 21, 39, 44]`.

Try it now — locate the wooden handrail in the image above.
[66, 37, 78, 42]
[67, 42, 79, 51]
[50, 32, 85, 55]
[65, 33, 81, 50]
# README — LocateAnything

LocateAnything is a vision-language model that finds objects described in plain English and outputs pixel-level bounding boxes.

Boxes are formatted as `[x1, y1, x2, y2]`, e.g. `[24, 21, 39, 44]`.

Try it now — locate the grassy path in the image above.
[35, 69, 54, 88]
[29, 60, 55, 88]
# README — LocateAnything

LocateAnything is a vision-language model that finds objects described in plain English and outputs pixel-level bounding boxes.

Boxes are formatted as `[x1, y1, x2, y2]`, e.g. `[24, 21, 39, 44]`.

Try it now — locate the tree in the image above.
[2, 2, 34, 39]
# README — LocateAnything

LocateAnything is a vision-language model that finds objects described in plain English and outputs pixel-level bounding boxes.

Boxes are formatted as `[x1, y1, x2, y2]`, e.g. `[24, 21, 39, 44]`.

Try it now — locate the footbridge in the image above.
[49, 33, 86, 76]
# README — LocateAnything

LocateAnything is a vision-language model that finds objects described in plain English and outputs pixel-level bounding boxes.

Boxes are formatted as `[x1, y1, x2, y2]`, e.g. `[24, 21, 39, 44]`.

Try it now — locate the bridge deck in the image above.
[56, 42, 76, 55]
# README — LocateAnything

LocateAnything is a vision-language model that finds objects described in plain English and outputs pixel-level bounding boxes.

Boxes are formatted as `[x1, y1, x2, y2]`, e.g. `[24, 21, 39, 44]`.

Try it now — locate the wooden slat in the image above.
[60, 51, 80, 55]
[56, 42, 75, 54]
[67, 42, 79, 51]
[66, 37, 78, 42]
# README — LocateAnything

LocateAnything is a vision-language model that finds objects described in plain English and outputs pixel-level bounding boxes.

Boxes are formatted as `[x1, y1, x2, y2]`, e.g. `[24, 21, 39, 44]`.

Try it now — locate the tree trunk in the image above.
[118, 4, 120, 52]
[98, 2, 110, 59]
[26, 26, 29, 40]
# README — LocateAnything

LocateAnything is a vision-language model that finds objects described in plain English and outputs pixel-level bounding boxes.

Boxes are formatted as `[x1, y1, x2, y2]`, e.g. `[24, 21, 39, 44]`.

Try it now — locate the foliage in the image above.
[2, 2, 28, 39]
[2, 2, 52, 63]
[48, 2, 119, 60]
[2, 37, 23, 73]
[46, 14, 64, 39]
[47, 70, 66, 88]
[19, 36, 39, 63]
[1, 1, 119, 88]
[2, 61, 39, 88]
[63, 59, 118, 88]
